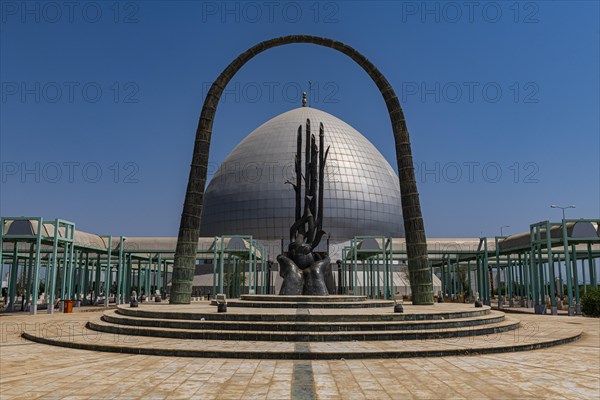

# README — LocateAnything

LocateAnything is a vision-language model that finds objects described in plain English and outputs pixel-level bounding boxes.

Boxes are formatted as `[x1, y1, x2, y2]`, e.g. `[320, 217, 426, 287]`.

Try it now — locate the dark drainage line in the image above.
[292, 308, 315, 400]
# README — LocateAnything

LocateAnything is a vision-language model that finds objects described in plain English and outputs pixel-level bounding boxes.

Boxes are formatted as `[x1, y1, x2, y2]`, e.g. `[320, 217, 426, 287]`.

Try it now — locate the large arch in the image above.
[170, 35, 434, 305]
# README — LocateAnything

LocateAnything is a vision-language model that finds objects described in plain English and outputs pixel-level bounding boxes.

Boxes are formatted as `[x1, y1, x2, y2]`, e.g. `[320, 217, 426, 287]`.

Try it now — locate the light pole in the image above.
[500, 225, 510, 236]
[550, 205, 576, 220]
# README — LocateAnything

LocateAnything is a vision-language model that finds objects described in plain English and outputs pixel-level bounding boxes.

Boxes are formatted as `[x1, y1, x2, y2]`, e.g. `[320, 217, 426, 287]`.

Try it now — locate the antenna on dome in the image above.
[308, 81, 312, 107]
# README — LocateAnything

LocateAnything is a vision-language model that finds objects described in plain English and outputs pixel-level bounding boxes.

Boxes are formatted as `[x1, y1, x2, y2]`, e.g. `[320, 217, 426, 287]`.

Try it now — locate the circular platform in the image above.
[242, 294, 369, 302]
[211, 294, 395, 308]
[21, 302, 582, 360]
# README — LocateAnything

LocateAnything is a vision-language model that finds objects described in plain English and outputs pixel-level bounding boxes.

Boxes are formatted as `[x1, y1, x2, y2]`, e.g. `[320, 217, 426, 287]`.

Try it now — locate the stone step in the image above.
[102, 310, 506, 332]
[21, 316, 582, 360]
[240, 294, 368, 302]
[214, 299, 395, 308]
[115, 304, 492, 322]
[87, 317, 520, 342]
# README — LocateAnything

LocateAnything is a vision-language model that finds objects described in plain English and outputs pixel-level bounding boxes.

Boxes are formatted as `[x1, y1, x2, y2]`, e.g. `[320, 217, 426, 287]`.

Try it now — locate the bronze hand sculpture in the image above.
[277, 118, 335, 296]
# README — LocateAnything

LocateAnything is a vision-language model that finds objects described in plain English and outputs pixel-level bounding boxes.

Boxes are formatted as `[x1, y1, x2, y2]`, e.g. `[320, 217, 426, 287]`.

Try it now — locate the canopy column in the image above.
[6, 242, 19, 312]
[571, 244, 580, 314]
[104, 236, 113, 307]
[589, 244, 597, 288]
[94, 254, 101, 305]
[561, 221, 574, 316]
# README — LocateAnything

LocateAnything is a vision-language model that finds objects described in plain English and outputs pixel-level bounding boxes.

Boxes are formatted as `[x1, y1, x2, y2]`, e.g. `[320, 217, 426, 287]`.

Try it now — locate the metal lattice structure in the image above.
[340, 220, 599, 316]
[1, 216, 597, 316]
[0, 217, 265, 314]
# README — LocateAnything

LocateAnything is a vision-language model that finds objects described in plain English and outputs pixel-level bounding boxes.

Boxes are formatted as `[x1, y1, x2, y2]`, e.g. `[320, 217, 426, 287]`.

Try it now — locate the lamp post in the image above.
[500, 225, 510, 236]
[550, 205, 576, 220]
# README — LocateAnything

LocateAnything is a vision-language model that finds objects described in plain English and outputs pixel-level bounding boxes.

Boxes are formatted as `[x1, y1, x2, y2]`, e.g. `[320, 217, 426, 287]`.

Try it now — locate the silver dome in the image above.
[199, 107, 404, 242]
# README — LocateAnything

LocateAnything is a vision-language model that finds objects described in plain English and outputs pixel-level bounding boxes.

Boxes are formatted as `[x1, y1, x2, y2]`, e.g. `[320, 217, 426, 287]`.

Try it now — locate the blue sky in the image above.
[1, 1, 598, 238]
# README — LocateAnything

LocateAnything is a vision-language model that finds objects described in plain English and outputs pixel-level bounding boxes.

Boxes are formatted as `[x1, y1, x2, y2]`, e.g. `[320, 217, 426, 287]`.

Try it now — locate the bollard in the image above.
[474, 292, 482, 308]
[130, 290, 139, 308]
[216, 293, 227, 313]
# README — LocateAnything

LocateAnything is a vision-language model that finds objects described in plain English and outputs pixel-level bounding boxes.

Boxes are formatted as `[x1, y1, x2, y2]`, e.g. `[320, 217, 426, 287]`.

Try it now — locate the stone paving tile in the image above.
[1, 310, 598, 399]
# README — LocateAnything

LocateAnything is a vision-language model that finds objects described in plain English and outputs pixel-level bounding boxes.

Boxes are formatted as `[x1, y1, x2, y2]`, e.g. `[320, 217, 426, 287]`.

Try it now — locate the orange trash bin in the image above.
[63, 300, 74, 313]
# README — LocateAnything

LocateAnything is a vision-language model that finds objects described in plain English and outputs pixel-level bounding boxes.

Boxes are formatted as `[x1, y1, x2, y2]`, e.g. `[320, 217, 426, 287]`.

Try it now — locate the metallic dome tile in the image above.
[199, 107, 404, 242]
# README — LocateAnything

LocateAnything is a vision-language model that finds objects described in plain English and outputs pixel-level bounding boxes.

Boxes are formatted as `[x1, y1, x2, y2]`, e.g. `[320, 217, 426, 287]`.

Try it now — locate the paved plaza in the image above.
[2, 1, 599, 399]
[1, 305, 598, 399]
